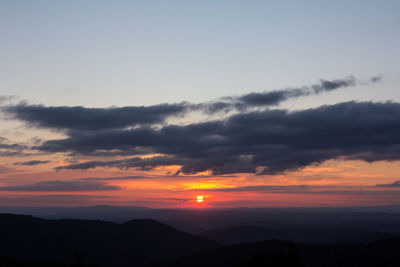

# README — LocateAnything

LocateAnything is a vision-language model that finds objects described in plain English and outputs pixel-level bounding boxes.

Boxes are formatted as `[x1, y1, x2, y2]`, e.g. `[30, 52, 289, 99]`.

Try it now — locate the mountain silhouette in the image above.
[161, 237, 400, 267]
[3, 213, 400, 267]
[0, 213, 220, 266]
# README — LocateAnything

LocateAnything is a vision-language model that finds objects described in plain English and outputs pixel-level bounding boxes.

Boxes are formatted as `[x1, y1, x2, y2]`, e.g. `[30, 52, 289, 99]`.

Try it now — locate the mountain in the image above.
[0, 213, 220, 266]
[201, 225, 285, 245]
[161, 237, 400, 267]
[2, 212, 400, 267]
[200, 223, 392, 245]
[3, 206, 400, 235]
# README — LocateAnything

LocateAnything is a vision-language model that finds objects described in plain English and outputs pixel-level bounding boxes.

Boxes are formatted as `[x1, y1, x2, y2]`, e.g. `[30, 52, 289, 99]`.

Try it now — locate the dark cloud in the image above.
[56, 156, 181, 171]
[376, 180, 400, 187]
[3, 103, 189, 131]
[199, 101, 239, 114]
[0, 137, 28, 157]
[1, 76, 388, 176]
[2, 76, 377, 130]
[38, 101, 400, 175]
[230, 76, 357, 108]
[238, 88, 306, 107]
[0, 180, 121, 191]
[194, 76, 360, 112]
[312, 76, 356, 93]
[14, 160, 51, 166]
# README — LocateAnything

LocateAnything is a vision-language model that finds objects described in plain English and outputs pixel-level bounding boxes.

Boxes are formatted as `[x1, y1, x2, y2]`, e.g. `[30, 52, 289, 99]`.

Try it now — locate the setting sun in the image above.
[196, 195, 205, 203]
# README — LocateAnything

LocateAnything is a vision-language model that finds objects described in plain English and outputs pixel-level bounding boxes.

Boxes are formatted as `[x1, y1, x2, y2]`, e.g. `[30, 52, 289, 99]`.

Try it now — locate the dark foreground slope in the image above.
[0, 214, 220, 266]
[160, 237, 400, 267]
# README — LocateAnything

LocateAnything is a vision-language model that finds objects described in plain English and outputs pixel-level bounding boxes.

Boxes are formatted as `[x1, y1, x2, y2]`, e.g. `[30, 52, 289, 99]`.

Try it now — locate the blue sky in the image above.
[1, 0, 399, 107]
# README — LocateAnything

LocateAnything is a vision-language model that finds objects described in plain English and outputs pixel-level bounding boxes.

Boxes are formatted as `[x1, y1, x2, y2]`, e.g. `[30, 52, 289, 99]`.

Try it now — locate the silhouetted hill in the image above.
[0, 214, 220, 266]
[160, 237, 400, 267]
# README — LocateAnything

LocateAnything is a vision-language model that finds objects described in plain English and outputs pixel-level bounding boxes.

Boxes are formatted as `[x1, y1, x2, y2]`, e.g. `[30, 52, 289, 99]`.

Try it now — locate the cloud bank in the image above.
[3, 76, 394, 176]
[14, 160, 51, 166]
[2, 76, 368, 131]
[42, 101, 400, 175]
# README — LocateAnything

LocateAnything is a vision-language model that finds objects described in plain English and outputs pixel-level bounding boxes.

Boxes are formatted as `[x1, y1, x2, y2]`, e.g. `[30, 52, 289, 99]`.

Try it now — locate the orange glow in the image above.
[4, 158, 400, 208]
[196, 195, 205, 203]
[181, 182, 227, 190]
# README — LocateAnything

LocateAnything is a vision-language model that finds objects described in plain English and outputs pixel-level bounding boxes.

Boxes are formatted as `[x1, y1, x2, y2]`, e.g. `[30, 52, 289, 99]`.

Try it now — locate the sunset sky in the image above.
[1, 0, 400, 208]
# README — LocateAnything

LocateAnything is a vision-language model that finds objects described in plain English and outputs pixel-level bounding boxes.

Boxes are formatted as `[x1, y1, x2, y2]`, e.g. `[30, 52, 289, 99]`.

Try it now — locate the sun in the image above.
[196, 195, 205, 203]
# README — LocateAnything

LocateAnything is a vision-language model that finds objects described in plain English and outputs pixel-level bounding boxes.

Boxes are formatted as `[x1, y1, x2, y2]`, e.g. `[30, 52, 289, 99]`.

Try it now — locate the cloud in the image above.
[0, 180, 121, 192]
[0, 137, 28, 157]
[78, 175, 151, 181]
[370, 75, 383, 83]
[41, 101, 400, 175]
[204, 185, 400, 195]
[237, 76, 356, 107]
[237, 88, 307, 107]
[2, 76, 377, 131]
[14, 160, 51, 166]
[206, 185, 309, 192]
[313, 76, 356, 93]
[376, 180, 400, 187]
[190, 76, 365, 113]
[56, 156, 182, 171]
[3, 103, 189, 131]
[0, 95, 16, 105]
[1, 76, 388, 176]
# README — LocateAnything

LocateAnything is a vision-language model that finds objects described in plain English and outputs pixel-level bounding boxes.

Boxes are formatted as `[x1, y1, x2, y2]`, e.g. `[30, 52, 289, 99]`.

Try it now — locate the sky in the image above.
[1, 0, 400, 208]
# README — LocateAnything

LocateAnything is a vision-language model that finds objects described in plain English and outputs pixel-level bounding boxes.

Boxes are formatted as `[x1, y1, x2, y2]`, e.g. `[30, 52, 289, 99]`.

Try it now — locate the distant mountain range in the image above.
[2, 209, 400, 266]
[3, 205, 400, 235]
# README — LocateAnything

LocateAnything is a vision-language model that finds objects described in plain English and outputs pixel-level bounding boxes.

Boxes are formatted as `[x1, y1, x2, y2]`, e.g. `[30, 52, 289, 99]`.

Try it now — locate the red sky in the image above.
[1, 155, 400, 208]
